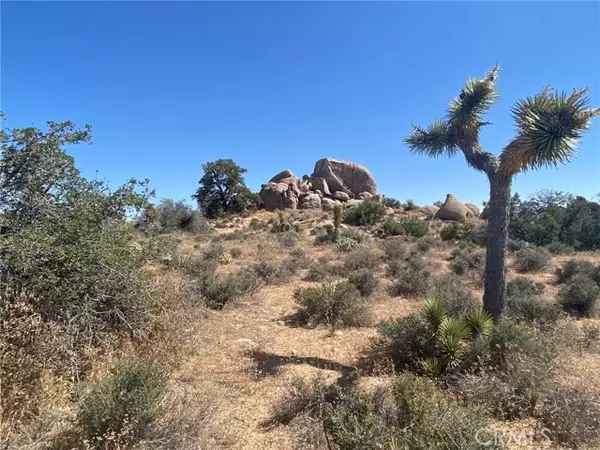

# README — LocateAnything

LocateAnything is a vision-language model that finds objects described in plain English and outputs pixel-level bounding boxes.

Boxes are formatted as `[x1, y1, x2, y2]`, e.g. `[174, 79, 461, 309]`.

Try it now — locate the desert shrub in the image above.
[77, 358, 167, 446]
[248, 218, 268, 231]
[545, 241, 574, 254]
[305, 259, 342, 282]
[440, 222, 475, 242]
[152, 199, 209, 235]
[289, 248, 311, 269]
[270, 211, 300, 234]
[272, 375, 333, 424]
[230, 247, 243, 258]
[198, 267, 262, 308]
[506, 276, 546, 297]
[403, 199, 418, 211]
[343, 247, 381, 272]
[416, 235, 439, 252]
[450, 245, 485, 278]
[278, 229, 299, 248]
[557, 275, 600, 317]
[383, 218, 428, 238]
[555, 258, 599, 284]
[383, 197, 402, 208]
[347, 268, 378, 297]
[507, 238, 527, 252]
[506, 295, 562, 325]
[429, 274, 479, 318]
[377, 314, 431, 371]
[381, 237, 413, 261]
[202, 243, 226, 262]
[343, 200, 387, 226]
[515, 245, 551, 272]
[540, 388, 600, 447]
[294, 281, 372, 327]
[389, 254, 431, 297]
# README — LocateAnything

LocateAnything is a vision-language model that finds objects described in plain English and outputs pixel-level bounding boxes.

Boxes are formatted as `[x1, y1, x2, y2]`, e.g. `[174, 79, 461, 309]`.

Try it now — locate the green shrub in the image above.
[343, 200, 387, 226]
[251, 258, 299, 285]
[557, 275, 600, 317]
[336, 236, 360, 252]
[347, 268, 378, 297]
[272, 375, 333, 424]
[198, 266, 262, 308]
[230, 247, 243, 258]
[416, 235, 439, 252]
[506, 276, 546, 297]
[545, 241, 574, 254]
[515, 245, 551, 272]
[506, 295, 562, 325]
[383, 197, 402, 208]
[278, 230, 300, 248]
[450, 245, 485, 278]
[429, 274, 479, 318]
[507, 238, 527, 252]
[305, 259, 341, 282]
[377, 314, 431, 371]
[389, 255, 431, 297]
[270, 211, 300, 234]
[294, 281, 372, 327]
[381, 237, 413, 261]
[440, 222, 476, 242]
[343, 247, 381, 272]
[77, 358, 167, 445]
[403, 199, 418, 211]
[556, 259, 599, 284]
[383, 218, 428, 238]
[249, 218, 268, 231]
[202, 243, 226, 261]
[289, 248, 311, 269]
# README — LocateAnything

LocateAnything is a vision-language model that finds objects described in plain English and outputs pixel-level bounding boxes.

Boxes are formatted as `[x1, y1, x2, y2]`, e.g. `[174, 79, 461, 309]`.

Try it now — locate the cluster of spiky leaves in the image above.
[500, 88, 600, 176]
[405, 65, 599, 178]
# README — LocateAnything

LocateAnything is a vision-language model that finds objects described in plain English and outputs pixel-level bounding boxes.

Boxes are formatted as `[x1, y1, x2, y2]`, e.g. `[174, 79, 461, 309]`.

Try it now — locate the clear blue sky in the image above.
[2, 1, 599, 207]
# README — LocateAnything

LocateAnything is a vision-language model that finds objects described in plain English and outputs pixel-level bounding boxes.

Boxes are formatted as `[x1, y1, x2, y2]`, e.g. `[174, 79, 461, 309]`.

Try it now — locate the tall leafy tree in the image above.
[192, 158, 259, 218]
[405, 66, 599, 318]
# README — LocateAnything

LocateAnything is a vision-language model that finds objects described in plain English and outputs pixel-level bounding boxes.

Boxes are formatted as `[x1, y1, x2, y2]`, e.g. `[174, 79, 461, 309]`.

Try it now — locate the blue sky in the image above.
[2, 1, 599, 206]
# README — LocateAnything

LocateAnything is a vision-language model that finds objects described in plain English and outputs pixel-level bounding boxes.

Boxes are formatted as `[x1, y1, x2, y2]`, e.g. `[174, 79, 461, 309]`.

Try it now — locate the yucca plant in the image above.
[436, 317, 470, 371]
[465, 309, 494, 338]
[406, 66, 599, 318]
[423, 299, 446, 330]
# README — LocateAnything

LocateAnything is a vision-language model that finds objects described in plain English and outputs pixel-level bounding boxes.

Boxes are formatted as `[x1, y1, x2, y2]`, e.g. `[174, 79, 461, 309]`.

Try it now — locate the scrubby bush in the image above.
[336, 236, 360, 252]
[514, 245, 551, 272]
[556, 259, 600, 284]
[151, 199, 211, 235]
[249, 217, 268, 231]
[77, 358, 167, 445]
[506, 276, 546, 298]
[383, 197, 402, 208]
[343, 247, 381, 272]
[230, 247, 243, 258]
[202, 243, 226, 262]
[251, 258, 298, 285]
[305, 259, 342, 282]
[389, 254, 432, 297]
[278, 229, 300, 248]
[507, 238, 527, 252]
[272, 375, 333, 424]
[347, 268, 378, 297]
[416, 235, 439, 252]
[429, 274, 479, 318]
[382, 218, 428, 237]
[506, 295, 562, 325]
[403, 199, 418, 211]
[343, 200, 387, 226]
[440, 222, 475, 242]
[450, 245, 485, 278]
[198, 266, 262, 308]
[557, 275, 600, 317]
[294, 281, 372, 327]
[381, 237, 413, 261]
[270, 211, 301, 234]
[545, 241, 574, 254]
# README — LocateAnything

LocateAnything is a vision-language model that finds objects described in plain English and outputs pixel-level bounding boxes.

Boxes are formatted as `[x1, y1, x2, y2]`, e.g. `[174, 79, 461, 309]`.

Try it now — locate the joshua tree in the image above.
[405, 65, 599, 319]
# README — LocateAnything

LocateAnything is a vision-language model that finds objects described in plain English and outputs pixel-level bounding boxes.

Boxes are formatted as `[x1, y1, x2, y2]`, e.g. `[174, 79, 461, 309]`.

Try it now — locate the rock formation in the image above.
[465, 203, 481, 217]
[434, 194, 474, 221]
[259, 158, 378, 211]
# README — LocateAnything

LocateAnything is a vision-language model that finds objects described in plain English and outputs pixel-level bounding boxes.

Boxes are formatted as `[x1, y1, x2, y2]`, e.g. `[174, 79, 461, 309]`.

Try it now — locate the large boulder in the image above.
[259, 182, 299, 210]
[358, 192, 373, 200]
[321, 197, 341, 212]
[465, 203, 481, 217]
[269, 169, 299, 187]
[311, 157, 376, 197]
[310, 177, 332, 196]
[422, 205, 440, 215]
[333, 191, 351, 202]
[434, 194, 474, 221]
[299, 193, 322, 210]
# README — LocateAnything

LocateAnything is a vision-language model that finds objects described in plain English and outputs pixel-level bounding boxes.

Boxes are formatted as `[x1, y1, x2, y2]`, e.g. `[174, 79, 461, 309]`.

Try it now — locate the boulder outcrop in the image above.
[434, 194, 474, 221]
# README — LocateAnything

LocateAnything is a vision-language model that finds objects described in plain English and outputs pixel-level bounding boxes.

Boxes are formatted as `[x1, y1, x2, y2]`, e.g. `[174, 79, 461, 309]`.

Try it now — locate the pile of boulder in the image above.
[260, 157, 380, 211]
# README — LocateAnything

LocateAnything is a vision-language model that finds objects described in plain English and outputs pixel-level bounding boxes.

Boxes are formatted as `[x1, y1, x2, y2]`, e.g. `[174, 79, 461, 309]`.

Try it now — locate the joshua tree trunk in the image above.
[483, 174, 512, 319]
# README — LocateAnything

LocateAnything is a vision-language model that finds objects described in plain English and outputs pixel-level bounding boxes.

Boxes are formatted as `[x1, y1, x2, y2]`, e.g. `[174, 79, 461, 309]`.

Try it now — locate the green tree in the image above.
[192, 158, 259, 218]
[0, 117, 152, 341]
[405, 66, 599, 318]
